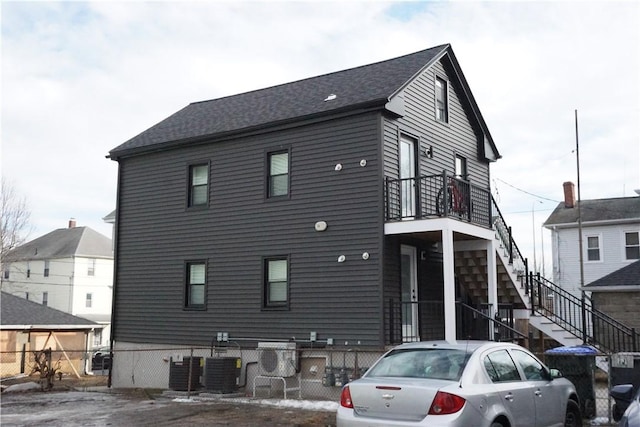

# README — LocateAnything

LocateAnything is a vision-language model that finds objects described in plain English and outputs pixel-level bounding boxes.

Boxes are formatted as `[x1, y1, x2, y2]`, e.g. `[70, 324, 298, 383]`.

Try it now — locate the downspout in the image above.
[107, 158, 123, 388]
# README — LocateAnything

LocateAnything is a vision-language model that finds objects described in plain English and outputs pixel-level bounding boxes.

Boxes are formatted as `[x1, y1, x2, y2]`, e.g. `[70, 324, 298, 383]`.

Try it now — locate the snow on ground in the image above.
[173, 396, 339, 412]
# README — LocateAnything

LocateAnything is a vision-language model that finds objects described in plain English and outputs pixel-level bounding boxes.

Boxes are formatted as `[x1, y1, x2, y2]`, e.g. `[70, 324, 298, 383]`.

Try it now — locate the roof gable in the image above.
[1, 292, 98, 328]
[544, 196, 640, 227]
[5, 226, 112, 262]
[109, 44, 498, 161]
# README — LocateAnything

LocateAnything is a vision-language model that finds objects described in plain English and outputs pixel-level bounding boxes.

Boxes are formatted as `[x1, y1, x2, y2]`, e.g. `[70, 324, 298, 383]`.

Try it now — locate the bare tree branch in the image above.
[1, 177, 33, 263]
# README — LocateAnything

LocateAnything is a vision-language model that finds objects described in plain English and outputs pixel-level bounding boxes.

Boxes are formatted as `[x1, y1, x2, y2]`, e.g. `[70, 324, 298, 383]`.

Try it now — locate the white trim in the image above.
[385, 217, 495, 241]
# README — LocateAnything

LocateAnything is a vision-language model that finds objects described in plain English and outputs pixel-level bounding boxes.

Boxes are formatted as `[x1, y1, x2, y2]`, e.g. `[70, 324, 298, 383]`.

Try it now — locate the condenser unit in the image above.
[257, 342, 297, 377]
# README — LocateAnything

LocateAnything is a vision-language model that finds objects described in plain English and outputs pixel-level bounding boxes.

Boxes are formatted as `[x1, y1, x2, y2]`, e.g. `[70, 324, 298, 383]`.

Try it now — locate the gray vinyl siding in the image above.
[383, 59, 490, 188]
[114, 112, 386, 346]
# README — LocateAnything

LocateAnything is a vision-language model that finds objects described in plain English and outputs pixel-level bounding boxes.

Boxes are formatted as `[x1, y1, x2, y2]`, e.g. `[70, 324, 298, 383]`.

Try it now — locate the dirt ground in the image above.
[1, 375, 337, 426]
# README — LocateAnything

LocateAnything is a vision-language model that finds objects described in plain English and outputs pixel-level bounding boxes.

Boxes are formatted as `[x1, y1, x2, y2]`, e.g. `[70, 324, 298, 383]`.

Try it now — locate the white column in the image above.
[442, 227, 456, 342]
[486, 239, 498, 340]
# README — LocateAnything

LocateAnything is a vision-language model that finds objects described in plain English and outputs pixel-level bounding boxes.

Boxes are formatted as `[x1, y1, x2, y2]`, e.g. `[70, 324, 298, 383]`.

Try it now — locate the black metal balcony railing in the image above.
[385, 172, 492, 228]
[387, 299, 525, 345]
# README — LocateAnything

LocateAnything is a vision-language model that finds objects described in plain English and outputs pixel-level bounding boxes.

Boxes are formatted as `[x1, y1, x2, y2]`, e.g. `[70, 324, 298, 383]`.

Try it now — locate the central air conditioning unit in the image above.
[257, 342, 297, 377]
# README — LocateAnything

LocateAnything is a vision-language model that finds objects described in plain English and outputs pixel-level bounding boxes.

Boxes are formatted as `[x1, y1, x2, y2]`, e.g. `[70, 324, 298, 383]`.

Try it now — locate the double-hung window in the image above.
[42, 291, 48, 307]
[86, 293, 93, 308]
[186, 262, 206, 309]
[267, 150, 289, 198]
[189, 164, 209, 207]
[44, 260, 50, 277]
[264, 257, 288, 308]
[625, 231, 640, 260]
[435, 76, 448, 123]
[455, 155, 467, 181]
[586, 235, 601, 261]
[88, 258, 96, 276]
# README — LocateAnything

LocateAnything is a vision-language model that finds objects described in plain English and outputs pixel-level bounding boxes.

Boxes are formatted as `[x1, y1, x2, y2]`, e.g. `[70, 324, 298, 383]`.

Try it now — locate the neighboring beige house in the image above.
[1, 220, 113, 347]
[543, 183, 640, 300]
[1, 291, 98, 377]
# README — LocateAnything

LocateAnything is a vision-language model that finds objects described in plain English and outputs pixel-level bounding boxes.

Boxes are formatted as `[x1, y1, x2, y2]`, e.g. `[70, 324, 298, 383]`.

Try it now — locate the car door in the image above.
[510, 349, 564, 427]
[483, 349, 535, 426]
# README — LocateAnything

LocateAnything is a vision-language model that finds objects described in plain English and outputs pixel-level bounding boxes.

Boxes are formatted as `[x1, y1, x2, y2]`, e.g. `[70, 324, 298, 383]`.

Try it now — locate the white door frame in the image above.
[401, 244, 419, 342]
[400, 136, 416, 219]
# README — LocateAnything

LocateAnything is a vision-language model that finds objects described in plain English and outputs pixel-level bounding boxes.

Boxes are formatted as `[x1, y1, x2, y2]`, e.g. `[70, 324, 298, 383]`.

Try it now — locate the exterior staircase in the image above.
[455, 196, 640, 355]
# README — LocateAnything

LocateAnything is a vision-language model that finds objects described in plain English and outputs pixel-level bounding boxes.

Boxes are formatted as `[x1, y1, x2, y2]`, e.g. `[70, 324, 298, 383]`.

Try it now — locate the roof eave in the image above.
[109, 99, 389, 160]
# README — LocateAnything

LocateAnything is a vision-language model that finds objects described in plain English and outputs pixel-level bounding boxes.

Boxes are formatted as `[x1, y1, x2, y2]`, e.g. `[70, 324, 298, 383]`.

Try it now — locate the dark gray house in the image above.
[108, 44, 532, 388]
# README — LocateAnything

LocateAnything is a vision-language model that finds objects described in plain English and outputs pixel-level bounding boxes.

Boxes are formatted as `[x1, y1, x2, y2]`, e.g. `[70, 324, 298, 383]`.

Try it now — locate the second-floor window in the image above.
[88, 258, 96, 276]
[455, 155, 467, 180]
[264, 257, 289, 308]
[3, 266, 8, 279]
[42, 291, 48, 306]
[267, 151, 289, 198]
[185, 262, 206, 309]
[625, 231, 640, 260]
[86, 293, 92, 308]
[586, 236, 601, 261]
[44, 260, 50, 277]
[189, 164, 209, 207]
[435, 76, 448, 123]
[27, 262, 30, 278]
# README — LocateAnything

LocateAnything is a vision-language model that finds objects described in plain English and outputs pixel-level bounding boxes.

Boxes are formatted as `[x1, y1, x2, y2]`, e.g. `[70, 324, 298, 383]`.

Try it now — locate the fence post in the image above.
[633, 328, 637, 352]
[581, 297, 588, 344]
[524, 258, 529, 296]
[187, 347, 194, 397]
[530, 272, 535, 316]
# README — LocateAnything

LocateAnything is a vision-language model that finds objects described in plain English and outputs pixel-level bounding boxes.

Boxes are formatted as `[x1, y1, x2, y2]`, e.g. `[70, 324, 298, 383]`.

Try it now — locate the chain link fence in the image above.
[3, 345, 639, 426]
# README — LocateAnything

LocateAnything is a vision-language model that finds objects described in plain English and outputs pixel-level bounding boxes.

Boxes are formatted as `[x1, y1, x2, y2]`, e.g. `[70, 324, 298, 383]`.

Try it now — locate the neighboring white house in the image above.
[543, 182, 640, 299]
[1, 219, 113, 347]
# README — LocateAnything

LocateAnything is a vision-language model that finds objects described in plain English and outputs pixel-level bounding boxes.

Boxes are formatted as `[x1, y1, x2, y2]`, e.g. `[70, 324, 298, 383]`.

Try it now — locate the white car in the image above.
[337, 341, 581, 427]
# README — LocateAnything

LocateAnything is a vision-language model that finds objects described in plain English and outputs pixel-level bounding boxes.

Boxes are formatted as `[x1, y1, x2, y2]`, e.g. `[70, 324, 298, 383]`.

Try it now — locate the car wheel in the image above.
[564, 400, 581, 427]
[490, 423, 505, 427]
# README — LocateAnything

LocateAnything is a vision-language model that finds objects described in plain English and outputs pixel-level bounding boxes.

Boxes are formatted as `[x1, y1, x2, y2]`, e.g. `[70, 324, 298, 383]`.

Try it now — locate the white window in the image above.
[264, 257, 288, 308]
[268, 151, 289, 198]
[624, 231, 640, 260]
[186, 262, 206, 308]
[435, 77, 448, 122]
[189, 164, 209, 207]
[86, 293, 92, 308]
[42, 292, 48, 306]
[44, 260, 50, 277]
[586, 235, 601, 261]
[88, 258, 96, 276]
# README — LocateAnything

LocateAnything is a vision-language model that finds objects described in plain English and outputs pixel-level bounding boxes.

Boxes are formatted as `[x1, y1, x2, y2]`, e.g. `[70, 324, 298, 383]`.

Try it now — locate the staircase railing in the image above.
[529, 272, 639, 352]
[491, 196, 528, 288]
[457, 302, 528, 343]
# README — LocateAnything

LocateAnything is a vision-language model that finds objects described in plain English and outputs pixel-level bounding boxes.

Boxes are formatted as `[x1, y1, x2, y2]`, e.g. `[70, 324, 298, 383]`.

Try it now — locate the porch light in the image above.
[360, 159, 367, 167]
[362, 252, 370, 260]
[314, 221, 328, 232]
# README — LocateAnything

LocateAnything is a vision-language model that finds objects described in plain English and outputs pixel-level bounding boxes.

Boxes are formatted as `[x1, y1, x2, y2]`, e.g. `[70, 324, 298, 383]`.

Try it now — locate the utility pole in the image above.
[575, 109, 587, 344]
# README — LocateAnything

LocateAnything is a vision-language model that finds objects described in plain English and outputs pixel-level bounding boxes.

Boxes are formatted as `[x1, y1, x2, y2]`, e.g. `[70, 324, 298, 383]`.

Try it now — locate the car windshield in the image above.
[366, 348, 470, 380]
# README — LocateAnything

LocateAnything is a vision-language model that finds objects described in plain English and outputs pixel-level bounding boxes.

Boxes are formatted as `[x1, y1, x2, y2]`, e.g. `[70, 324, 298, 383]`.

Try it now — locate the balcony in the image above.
[385, 172, 492, 229]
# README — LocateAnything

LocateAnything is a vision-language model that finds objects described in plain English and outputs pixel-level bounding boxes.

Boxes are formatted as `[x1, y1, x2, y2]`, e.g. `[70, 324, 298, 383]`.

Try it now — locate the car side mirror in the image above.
[610, 384, 634, 404]
[548, 368, 563, 380]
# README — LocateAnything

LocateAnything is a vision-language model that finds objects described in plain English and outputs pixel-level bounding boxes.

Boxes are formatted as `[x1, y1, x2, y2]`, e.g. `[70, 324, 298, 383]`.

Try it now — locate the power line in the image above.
[493, 178, 561, 203]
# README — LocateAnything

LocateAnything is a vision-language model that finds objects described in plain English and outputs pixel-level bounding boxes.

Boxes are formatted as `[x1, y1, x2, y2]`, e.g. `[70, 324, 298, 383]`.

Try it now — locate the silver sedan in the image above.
[337, 341, 581, 427]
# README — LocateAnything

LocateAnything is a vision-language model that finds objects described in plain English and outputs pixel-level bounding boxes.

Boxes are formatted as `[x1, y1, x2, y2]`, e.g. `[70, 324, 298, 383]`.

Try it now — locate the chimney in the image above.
[68, 218, 77, 228]
[563, 182, 576, 208]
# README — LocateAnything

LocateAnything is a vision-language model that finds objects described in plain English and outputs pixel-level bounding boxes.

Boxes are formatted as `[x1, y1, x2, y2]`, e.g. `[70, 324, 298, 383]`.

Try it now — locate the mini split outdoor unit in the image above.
[257, 342, 297, 377]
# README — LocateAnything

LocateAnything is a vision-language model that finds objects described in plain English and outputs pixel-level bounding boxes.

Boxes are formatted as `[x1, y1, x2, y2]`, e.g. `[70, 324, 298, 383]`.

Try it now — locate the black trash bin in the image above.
[545, 345, 598, 419]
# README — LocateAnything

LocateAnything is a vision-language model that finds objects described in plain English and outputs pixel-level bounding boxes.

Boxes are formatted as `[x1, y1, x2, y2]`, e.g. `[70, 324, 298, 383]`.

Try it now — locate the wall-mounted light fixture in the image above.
[314, 221, 328, 232]
[360, 159, 367, 167]
[335, 163, 343, 171]
[337, 255, 346, 263]
[362, 252, 370, 260]
[423, 145, 434, 158]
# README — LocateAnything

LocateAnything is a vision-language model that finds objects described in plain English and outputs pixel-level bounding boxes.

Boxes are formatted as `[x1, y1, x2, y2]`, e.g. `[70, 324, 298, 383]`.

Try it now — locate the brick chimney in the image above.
[563, 182, 576, 208]
[68, 218, 77, 228]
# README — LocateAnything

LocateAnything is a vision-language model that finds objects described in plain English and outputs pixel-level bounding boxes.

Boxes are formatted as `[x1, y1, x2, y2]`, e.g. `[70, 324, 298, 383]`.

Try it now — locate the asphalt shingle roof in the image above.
[544, 197, 640, 227]
[4, 226, 112, 262]
[109, 44, 466, 158]
[584, 260, 640, 288]
[1, 292, 98, 328]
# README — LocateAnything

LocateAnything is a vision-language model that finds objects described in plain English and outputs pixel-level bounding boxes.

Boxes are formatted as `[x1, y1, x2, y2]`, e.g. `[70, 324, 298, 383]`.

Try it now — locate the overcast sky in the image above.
[2, 1, 639, 273]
